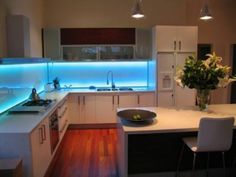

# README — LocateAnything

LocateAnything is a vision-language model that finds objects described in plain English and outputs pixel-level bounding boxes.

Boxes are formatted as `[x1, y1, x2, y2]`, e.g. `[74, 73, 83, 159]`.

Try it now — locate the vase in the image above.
[196, 89, 210, 111]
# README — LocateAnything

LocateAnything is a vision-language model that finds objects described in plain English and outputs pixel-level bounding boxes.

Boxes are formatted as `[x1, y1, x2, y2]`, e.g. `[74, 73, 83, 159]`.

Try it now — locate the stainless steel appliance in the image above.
[9, 99, 53, 114]
[49, 110, 59, 154]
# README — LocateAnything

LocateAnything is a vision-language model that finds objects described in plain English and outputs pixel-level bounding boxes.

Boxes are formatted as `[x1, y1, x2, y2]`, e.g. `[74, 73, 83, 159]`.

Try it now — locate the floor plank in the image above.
[48, 129, 118, 177]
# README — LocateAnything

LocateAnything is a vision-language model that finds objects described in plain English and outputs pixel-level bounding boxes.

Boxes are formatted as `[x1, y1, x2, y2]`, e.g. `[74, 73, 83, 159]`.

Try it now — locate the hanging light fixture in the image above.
[200, 0, 213, 20]
[131, 0, 145, 19]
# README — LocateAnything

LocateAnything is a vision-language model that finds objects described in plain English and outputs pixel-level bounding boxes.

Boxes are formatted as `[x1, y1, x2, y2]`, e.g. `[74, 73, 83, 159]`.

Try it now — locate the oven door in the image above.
[49, 112, 59, 154]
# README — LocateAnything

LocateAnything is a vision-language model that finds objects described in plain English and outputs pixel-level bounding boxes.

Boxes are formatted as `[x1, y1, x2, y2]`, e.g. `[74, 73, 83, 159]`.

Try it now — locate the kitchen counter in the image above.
[117, 104, 236, 177]
[118, 104, 236, 134]
[0, 87, 154, 133]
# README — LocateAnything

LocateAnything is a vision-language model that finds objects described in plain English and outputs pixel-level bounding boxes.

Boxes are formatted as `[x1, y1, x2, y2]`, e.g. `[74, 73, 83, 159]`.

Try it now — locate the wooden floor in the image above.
[48, 129, 118, 177]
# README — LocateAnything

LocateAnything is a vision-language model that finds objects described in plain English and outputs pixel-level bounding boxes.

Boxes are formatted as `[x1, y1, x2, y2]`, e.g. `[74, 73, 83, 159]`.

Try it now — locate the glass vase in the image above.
[196, 89, 210, 111]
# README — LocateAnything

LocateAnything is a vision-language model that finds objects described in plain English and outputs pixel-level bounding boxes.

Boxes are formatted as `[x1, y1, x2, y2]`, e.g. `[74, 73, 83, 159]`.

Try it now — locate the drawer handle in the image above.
[39, 127, 43, 144]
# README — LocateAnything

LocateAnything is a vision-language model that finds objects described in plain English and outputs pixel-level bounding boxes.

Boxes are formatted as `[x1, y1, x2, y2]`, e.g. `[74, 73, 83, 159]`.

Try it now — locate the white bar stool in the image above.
[176, 117, 235, 177]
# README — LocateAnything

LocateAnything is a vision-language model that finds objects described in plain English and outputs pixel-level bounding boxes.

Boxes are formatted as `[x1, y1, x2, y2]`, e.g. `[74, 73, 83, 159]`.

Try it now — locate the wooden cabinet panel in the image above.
[61, 28, 135, 45]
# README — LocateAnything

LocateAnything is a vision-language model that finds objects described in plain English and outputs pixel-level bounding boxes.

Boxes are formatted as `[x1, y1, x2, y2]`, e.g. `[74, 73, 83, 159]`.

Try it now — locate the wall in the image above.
[185, 0, 236, 103]
[0, 0, 44, 57]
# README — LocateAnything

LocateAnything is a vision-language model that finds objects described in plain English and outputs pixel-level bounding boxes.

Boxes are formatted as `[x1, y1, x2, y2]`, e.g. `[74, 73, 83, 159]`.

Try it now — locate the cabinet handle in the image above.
[137, 95, 140, 105]
[39, 127, 43, 144]
[60, 120, 68, 133]
[112, 95, 114, 105]
[174, 41, 177, 50]
[78, 96, 80, 105]
[42, 124, 46, 141]
[83, 96, 85, 105]
[117, 95, 120, 106]
[59, 107, 68, 119]
[179, 41, 181, 50]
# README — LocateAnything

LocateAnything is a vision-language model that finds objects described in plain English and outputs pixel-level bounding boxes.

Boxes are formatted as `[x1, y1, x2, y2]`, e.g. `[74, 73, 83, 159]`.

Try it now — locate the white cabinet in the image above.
[154, 26, 198, 107]
[68, 92, 155, 124]
[154, 26, 197, 52]
[43, 28, 61, 59]
[118, 94, 138, 108]
[68, 94, 96, 124]
[6, 15, 30, 57]
[96, 95, 117, 123]
[31, 117, 51, 177]
[138, 92, 155, 107]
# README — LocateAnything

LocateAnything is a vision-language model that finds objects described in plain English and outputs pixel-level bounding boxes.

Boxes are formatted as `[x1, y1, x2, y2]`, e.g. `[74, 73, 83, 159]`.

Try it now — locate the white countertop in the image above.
[118, 104, 236, 134]
[0, 87, 154, 134]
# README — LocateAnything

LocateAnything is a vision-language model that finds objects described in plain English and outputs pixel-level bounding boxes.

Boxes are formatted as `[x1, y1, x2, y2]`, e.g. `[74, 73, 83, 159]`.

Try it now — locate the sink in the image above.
[96, 87, 133, 91]
[97, 88, 118, 91]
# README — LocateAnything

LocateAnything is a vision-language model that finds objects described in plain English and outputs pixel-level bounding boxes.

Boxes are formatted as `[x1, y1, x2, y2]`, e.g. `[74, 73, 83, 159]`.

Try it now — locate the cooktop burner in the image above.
[22, 99, 52, 107]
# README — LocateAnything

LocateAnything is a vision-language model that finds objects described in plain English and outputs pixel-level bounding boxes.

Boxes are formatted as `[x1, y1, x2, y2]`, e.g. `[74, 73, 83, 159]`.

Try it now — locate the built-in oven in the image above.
[49, 110, 59, 154]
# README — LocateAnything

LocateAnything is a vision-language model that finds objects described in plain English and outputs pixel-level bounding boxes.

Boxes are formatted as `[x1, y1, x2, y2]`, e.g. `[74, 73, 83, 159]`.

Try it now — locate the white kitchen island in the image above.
[117, 104, 236, 177]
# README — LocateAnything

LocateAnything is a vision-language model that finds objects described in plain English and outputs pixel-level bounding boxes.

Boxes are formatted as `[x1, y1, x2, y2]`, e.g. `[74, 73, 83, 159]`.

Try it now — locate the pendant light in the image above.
[131, 0, 145, 19]
[200, 0, 213, 20]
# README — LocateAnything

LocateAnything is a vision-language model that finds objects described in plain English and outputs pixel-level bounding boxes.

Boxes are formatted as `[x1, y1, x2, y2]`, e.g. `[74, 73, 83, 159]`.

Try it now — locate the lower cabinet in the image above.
[96, 95, 117, 123]
[68, 92, 155, 124]
[30, 117, 51, 177]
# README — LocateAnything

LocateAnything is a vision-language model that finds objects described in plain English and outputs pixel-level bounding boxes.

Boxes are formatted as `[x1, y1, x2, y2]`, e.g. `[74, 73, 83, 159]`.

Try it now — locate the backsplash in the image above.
[0, 60, 154, 114]
[48, 61, 149, 88]
[0, 63, 48, 114]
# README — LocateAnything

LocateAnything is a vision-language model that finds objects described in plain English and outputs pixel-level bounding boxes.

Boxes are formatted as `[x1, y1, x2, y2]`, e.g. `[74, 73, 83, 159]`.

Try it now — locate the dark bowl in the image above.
[117, 109, 156, 122]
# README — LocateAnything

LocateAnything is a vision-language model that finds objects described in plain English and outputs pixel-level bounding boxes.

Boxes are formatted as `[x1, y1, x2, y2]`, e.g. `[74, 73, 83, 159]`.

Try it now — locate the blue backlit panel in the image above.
[49, 61, 148, 88]
[0, 63, 47, 114]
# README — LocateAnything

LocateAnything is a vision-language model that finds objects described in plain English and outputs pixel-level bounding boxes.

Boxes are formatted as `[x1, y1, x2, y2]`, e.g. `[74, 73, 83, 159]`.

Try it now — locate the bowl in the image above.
[117, 109, 156, 122]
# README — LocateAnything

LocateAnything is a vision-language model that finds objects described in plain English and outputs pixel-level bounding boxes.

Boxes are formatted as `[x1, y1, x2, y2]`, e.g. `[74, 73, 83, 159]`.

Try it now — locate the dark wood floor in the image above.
[48, 129, 118, 177]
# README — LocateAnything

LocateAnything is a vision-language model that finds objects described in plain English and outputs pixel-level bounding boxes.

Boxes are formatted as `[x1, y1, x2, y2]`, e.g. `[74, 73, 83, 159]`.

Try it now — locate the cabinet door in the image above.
[68, 94, 81, 124]
[157, 91, 174, 107]
[80, 95, 96, 124]
[135, 28, 152, 59]
[58, 97, 69, 139]
[31, 118, 51, 177]
[43, 28, 61, 59]
[176, 26, 198, 52]
[138, 92, 155, 107]
[155, 26, 177, 52]
[96, 95, 116, 123]
[118, 94, 138, 108]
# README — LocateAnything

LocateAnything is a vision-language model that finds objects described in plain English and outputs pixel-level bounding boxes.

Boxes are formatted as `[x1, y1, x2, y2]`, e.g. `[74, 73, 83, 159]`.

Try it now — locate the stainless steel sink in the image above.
[96, 87, 133, 91]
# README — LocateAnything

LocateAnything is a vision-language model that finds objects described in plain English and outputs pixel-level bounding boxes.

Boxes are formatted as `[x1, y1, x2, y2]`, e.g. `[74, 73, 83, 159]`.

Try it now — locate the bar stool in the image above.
[176, 117, 235, 177]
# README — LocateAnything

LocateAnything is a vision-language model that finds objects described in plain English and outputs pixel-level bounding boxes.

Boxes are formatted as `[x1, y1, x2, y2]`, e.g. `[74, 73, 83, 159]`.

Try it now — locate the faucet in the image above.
[106, 71, 115, 89]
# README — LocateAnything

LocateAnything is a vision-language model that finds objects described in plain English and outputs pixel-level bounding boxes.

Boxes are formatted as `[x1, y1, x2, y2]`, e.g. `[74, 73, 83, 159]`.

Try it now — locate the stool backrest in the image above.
[197, 117, 235, 152]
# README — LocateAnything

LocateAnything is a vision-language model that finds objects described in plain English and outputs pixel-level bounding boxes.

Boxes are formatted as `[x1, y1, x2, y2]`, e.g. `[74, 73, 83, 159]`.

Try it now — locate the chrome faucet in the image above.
[106, 71, 115, 89]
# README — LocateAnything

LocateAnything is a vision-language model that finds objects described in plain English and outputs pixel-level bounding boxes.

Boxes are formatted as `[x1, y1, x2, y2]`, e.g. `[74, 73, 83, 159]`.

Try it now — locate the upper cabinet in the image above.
[6, 15, 30, 57]
[153, 26, 198, 52]
[43, 28, 61, 59]
[43, 28, 152, 61]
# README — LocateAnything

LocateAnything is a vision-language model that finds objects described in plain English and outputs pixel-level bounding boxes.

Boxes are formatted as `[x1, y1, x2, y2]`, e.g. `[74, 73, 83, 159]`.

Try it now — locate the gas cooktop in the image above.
[9, 99, 53, 114]
[22, 99, 52, 106]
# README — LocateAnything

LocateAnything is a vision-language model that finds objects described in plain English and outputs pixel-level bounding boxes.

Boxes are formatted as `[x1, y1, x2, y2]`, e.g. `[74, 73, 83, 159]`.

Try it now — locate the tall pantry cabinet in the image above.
[153, 26, 198, 107]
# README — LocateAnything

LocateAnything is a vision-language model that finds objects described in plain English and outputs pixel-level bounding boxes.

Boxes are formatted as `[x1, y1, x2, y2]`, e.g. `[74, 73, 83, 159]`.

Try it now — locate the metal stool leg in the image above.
[206, 152, 210, 177]
[176, 143, 185, 177]
[192, 152, 197, 177]
[222, 152, 226, 177]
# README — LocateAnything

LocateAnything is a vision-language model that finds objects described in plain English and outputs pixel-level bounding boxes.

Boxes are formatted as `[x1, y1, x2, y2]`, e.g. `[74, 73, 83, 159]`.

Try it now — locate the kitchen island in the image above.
[117, 104, 236, 177]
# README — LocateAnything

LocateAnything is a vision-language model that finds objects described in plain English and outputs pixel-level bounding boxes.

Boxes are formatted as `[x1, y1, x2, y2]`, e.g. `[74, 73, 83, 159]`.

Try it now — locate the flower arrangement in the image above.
[175, 52, 236, 110]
